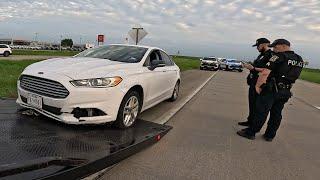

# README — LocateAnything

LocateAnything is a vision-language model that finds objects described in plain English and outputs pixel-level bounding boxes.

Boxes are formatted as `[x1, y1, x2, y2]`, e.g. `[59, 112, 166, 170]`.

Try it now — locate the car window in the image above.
[160, 51, 174, 66]
[204, 57, 217, 61]
[144, 50, 163, 66]
[0, 45, 8, 48]
[74, 45, 148, 63]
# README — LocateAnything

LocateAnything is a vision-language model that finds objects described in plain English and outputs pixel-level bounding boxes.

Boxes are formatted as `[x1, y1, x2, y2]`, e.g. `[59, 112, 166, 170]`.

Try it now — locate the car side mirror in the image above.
[148, 60, 165, 70]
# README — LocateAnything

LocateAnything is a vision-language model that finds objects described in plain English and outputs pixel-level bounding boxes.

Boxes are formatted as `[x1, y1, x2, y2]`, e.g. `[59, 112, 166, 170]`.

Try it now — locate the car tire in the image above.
[169, 81, 180, 102]
[238, 69, 243, 72]
[115, 90, 141, 129]
[225, 65, 229, 71]
[3, 51, 10, 57]
[200, 67, 203, 70]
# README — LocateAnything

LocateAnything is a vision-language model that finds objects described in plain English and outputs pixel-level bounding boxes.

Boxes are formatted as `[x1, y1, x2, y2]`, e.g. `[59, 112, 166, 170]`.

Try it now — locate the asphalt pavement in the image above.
[102, 70, 320, 180]
[139, 69, 216, 123]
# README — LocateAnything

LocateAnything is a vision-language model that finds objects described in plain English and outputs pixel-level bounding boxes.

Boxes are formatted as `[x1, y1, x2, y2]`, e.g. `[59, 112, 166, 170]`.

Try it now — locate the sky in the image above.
[0, 0, 319, 68]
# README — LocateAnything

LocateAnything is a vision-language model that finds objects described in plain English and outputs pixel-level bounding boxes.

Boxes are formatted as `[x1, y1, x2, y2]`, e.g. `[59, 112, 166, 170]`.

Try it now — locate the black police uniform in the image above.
[246, 49, 273, 125]
[245, 51, 303, 139]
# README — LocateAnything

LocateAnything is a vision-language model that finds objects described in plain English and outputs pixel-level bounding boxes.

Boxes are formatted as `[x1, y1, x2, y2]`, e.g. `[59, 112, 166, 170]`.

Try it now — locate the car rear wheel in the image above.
[115, 91, 141, 129]
[238, 69, 243, 72]
[169, 81, 180, 102]
[3, 51, 10, 57]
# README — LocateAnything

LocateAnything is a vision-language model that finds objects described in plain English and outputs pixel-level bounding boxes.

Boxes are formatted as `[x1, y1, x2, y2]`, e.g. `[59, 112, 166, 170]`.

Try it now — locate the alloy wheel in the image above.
[123, 96, 139, 127]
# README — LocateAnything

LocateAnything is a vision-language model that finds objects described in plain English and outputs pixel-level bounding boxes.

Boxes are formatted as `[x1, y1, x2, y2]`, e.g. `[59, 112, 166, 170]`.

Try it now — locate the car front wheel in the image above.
[3, 51, 10, 57]
[115, 91, 141, 129]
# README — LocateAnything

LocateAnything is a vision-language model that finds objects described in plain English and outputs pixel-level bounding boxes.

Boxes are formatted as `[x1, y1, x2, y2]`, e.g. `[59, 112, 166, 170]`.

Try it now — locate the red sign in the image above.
[97, 34, 104, 43]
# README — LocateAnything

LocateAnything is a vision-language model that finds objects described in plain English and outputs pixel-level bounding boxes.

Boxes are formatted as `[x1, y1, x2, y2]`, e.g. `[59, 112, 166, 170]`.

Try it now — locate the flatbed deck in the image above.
[0, 99, 171, 179]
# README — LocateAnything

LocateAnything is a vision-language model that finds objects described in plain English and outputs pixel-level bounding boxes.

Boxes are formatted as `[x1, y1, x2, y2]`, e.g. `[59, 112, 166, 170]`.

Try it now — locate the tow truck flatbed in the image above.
[0, 99, 171, 179]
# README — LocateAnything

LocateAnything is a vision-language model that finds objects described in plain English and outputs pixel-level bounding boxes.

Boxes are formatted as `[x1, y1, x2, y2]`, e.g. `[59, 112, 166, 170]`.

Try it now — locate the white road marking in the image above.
[156, 70, 219, 125]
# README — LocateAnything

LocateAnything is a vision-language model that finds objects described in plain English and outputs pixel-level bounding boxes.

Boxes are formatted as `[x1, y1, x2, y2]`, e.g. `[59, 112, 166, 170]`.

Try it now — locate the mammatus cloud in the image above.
[0, 0, 319, 67]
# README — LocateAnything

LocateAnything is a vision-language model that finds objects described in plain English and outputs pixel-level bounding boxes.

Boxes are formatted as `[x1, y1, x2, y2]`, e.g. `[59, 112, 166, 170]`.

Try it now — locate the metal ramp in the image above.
[0, 100, 171, 179]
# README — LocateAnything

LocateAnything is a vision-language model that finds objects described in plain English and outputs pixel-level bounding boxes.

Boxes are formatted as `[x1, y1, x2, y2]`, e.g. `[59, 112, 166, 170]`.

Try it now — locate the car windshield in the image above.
[74, 45, 148, 63]
[227, 60, 237, 63]
[203, 57, 217, 61]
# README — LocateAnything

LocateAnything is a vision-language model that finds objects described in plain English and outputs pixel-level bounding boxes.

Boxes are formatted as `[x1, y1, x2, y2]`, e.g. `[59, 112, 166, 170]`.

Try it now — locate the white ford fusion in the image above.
[17, 44, 180, 128]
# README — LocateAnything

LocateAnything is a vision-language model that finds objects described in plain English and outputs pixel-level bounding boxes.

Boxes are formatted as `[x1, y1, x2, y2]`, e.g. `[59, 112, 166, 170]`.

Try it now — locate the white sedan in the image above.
[17, 44, 181, 128]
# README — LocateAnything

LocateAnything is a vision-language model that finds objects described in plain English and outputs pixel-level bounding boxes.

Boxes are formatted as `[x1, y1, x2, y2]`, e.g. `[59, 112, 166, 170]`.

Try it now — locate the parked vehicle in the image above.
[17, 44, 181, 128]
[0, 44, 12, 57]
[220, 59, 243, 72]
[200, 57, 219, 71]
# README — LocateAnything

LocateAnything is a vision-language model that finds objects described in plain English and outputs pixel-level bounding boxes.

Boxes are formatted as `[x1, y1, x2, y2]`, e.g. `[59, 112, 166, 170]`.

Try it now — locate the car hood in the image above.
[23, 57, 140, 79]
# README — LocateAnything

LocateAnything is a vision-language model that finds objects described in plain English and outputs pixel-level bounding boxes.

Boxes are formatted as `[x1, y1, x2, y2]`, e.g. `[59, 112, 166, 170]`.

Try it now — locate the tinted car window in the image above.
[0, 45, 8, 48]
[160, 51, 174, 66]
[75, 45, 148, 63]
[203, 57, 217, 61]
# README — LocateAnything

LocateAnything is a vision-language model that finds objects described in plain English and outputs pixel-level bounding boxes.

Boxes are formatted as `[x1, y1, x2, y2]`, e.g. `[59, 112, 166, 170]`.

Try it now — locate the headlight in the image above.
[70, 76, 122, 88]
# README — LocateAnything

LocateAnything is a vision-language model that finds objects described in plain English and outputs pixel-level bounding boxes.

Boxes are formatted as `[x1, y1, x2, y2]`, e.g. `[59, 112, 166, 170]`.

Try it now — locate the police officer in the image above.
[237, 39, 304, 141]
[238, 38, 273, 126]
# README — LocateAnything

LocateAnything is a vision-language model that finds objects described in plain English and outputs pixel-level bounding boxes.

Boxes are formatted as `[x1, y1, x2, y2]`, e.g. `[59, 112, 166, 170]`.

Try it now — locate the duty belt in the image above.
[277, 82, 292, 89]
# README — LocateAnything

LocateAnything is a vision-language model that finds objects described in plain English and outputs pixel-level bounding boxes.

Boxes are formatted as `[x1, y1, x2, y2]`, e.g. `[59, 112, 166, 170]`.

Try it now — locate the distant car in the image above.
[0, 44, 12, 57]
[220, 59, 243, 72]
[17, 44, 181, 128]
[200, 57, 219, 71]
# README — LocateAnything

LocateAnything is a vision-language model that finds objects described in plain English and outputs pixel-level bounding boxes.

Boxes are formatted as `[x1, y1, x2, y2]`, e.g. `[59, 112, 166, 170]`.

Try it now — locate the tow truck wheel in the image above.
[169, 81, 180, 102]
[115, 91, 141, 129]
[3, 51, 10, 57]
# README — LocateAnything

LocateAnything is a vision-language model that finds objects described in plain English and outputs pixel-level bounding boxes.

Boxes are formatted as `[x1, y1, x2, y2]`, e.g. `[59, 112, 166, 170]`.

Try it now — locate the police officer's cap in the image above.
[269, 39, 291, 47]
[252, 38, 270, 47]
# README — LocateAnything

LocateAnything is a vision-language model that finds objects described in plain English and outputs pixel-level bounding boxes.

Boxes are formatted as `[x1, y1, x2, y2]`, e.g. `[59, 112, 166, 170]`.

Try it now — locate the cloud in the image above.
[175, 22, 192, 32]
[307, 24, 320, 31]
[0, 0, 320, 67]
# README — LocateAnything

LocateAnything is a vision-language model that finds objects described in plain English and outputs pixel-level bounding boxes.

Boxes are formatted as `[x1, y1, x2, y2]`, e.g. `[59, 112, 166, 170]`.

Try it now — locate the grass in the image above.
[300, 68, 320, 84]
[0, 60, 39, 98]
[172, 56, 200, 71]
[12, 49, 79, 56]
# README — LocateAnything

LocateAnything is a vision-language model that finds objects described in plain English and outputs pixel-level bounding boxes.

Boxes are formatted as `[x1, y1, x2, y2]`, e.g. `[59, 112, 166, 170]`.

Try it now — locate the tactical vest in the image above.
[274, 51, 304, 84]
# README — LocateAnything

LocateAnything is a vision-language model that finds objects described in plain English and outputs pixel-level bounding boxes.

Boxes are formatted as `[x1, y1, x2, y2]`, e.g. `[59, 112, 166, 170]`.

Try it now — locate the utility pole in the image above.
[132, 27, 143, 45]
[60, 35, 62, 51]
[34, 32, 39, 42]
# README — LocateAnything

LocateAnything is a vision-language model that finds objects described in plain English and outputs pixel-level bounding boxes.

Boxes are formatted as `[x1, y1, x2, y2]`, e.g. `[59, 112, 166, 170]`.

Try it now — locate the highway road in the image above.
[102, 70, 320, 180]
